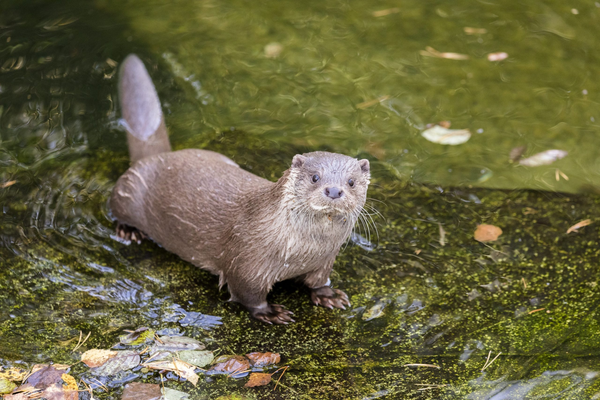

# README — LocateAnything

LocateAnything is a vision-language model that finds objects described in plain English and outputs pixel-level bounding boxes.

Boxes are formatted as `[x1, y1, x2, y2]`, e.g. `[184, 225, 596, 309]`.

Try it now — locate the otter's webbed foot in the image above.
[116, 223, 146, 244]
[248, 304, 295, 325]
[311, 286, 351, 310]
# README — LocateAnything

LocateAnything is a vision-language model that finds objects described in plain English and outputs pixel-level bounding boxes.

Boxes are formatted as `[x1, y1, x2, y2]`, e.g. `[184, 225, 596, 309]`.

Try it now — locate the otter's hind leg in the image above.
[116, 222, 146, 244]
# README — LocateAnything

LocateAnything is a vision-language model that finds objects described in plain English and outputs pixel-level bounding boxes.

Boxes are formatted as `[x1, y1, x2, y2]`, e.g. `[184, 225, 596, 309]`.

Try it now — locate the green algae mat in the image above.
[1, 0, 600, 399]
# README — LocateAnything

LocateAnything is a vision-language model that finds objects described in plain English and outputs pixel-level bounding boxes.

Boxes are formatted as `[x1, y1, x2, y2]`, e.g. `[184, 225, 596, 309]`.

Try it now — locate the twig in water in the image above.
[481, 352, 502, 371]
[273, 365, 289, 391]
[72, 331, 91, 353]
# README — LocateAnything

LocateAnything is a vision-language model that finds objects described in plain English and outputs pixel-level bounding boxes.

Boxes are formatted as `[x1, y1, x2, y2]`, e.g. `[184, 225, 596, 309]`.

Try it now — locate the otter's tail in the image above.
[119, 54, 171, 164]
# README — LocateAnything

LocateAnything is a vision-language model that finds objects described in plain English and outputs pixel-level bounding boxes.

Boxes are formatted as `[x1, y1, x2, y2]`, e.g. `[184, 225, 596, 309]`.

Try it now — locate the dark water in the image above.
[1, 0, 600, 398]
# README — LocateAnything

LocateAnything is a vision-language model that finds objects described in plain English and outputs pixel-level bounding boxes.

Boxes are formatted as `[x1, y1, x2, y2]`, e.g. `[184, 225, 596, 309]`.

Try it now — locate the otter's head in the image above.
[283, 151, 370, 217]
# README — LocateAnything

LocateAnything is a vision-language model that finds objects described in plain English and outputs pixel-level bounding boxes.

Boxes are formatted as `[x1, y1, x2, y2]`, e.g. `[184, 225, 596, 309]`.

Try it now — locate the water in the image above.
[1, 0, 600, 398]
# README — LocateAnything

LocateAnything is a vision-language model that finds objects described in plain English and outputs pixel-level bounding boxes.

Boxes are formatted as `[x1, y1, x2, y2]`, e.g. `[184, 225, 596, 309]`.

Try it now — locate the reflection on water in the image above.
[1, 0, 600, 399]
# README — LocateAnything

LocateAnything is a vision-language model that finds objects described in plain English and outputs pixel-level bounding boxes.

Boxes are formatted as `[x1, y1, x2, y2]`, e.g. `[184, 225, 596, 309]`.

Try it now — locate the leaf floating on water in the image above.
[487, 52, 508, 61]
[519, 149, 567, 166]
[244, 373, 272, 388]
[264, 43, 283, 59]
[246, 352, 280, 368]
[509, 145, 527, 162]
[90, 350, 140, 376]
[25, 364, 68, 388]
[81, 349, 118, 368]
[372, 8, 400, 17]
[40, 382, 79, 400]
[566, 219, 592, 234]
[0, 378, 17, 394]
[144, 360, 199, 386]
[122, 382, 162, 400]
[464, 27, 487, 35]
[438, 223, 446, 246]
[1, 180, 16, 188]
[420, 46, 469, 60]
[120, 327, 155, 345]
[209, 355, 251, 376]
[474, 224, 502, 242]
[178, 350, 214, 368]
[421, 125, 471, 145]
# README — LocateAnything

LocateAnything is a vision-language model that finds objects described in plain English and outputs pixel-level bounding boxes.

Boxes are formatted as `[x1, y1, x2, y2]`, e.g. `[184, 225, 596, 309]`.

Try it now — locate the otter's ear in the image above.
[358, 159, 370, 174]
[292, 154, 306, 168]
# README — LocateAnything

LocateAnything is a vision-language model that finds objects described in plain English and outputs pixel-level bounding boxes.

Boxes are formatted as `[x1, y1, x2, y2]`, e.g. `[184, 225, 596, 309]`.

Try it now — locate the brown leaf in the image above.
[3, 393, 28, 400]
[40, 382, 78, 400]
[474, 224, 502, 242]
[81, 349, 118, 368]
[121, 382, 162, 400]
[142, 360, 198, 386]
[566, 219, 592, 234]
[245, 352, 280, 368]
[509, 146, 527, 162]
[25, 365, 67, 389]
[244, 373, 272, 388]
[209, 355, 251, 375]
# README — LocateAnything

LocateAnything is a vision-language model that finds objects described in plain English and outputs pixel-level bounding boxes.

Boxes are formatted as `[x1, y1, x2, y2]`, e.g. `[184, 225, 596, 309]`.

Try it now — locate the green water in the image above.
[1, 0, 600, 398]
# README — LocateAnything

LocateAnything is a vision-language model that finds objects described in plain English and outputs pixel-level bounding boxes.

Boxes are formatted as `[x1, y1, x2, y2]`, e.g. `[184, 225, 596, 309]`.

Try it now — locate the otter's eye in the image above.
[348, 178, 355, 187]
[312, 174, 320, 183]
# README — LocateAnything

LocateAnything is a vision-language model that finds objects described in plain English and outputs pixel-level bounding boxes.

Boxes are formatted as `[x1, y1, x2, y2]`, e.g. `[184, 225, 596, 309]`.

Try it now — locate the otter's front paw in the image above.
[116, 223, 146, 244]
[249, 304, 295, 325]
[311, 286, 351, 310]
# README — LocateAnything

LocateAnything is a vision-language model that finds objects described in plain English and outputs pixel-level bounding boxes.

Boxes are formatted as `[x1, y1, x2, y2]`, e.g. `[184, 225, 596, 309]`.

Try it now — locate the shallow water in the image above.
[1, 0, 600, 399]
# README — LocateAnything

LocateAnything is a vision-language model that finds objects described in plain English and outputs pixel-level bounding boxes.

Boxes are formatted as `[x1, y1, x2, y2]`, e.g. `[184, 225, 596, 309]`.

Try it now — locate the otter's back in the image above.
[111, 149, 272, 268]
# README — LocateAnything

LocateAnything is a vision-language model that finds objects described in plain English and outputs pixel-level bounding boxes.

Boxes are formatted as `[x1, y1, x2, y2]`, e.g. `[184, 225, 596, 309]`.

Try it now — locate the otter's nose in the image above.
[324, 187, 343, 199]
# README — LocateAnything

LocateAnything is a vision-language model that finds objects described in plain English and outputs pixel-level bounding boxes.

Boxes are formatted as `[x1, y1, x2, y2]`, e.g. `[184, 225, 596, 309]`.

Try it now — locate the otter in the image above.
[110, 55, 371, 324]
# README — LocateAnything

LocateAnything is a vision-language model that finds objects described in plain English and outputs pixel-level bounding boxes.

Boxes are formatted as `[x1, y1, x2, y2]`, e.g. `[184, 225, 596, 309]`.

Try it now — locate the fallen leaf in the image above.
[463, 27, 487, 34]
[487, 52, 508, 61]
[143, 360, 198, 386]
[162, 387, 190, 400]
[122, 382, 162, 400]
[474, 224, 502, 242]
[178, 350, 214, 368]
[438, 223, 446, 246]
[3, 393, 27, 400]
[422, 125, 471, 145]
[61, 374, 77, 391]
[151, 336, 205, 353]
[566, 219, 592, 234]
[519, 150, 567, 166]
[0, 378, 17, 394]
[509, 145, 527, 162]
[363, 298, 392, 321]
[264, 43, 283, 58]
[1, 180, 16, 188]
[246, 352, 280, 368]
[24, 365, 68, 389]
[81, 349, 118, 368]
[209, 355, 251, 375]
[40, 382, 78, 400]
[120, 327, 155, 345]
[0, 368, 28, 382]
[244, 373, 272, 387]
[90, 350, 140, 376]
[420, 46, 469, 60]
[372, 8, 400, 17]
